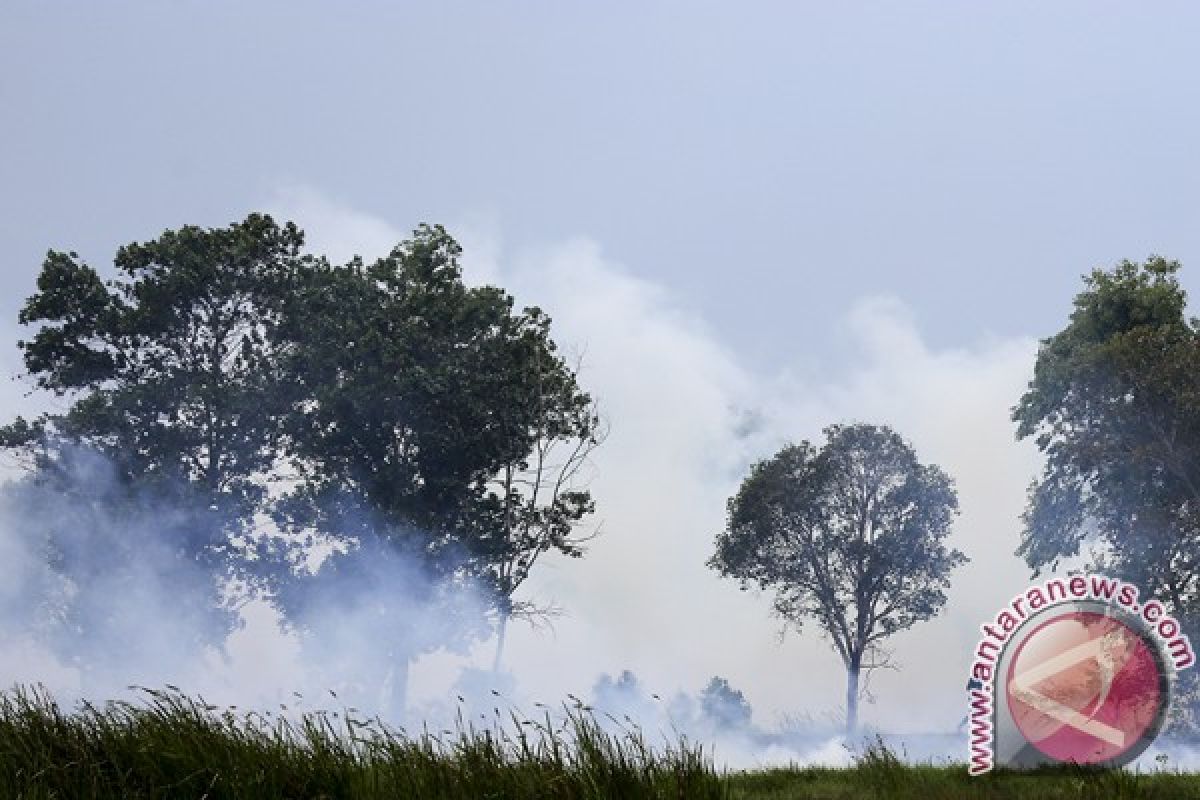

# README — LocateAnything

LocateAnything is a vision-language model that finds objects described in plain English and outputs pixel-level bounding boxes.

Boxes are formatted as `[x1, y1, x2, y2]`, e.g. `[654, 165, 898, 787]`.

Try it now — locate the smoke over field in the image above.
[1, 201, 1198, 781]
[0, 441, 853, 767]
[0, 206, 1039, 771]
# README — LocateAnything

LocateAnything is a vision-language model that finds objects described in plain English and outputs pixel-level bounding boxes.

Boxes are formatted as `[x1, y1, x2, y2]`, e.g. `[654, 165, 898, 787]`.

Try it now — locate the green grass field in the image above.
[1, 687, 1198, 799]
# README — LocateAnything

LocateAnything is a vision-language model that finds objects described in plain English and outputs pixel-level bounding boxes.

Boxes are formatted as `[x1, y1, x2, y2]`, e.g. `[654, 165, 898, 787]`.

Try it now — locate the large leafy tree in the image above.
[270, 225, 599, 715]
[711, 423, 963, 734]
[6, 213, 302, 516]
[1, 214, 304, 675]
[2, 217, 599, 710]
[1013, 257, 1200, 621]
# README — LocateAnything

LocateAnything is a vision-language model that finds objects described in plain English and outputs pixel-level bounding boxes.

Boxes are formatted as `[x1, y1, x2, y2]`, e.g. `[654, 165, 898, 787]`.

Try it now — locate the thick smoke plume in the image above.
[5, 202, 1199, 769]
[0, 439, 871, 768]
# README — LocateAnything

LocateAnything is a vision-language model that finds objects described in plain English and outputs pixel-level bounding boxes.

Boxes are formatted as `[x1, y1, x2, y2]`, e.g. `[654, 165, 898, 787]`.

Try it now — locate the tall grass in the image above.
[0, 686, 725, 799]
[3, 686, 1200, 799]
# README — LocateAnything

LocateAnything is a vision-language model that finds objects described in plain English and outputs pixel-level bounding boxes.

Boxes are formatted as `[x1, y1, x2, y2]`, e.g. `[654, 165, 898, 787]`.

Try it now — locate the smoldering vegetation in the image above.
[0, 686, 1198, 800]
[0, 438, 927, 775]
[0, 440, 843, 765]
[4, 216, 1200, 799]
[0, 215, 855, 779]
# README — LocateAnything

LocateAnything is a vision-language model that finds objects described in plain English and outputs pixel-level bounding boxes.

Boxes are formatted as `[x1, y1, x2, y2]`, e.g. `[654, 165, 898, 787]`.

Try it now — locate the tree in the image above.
[5, 212, 302, 524]
[472, 342, 603, 673]
[0, 444, 237, 689]
[698, 676, 753, 730]
[270, 225, 599, 715]
[0, 215, 304, 673]
[1013, 257, 1200, 622]
[592, 669, 644, 710]
[710, 423, 964, 734]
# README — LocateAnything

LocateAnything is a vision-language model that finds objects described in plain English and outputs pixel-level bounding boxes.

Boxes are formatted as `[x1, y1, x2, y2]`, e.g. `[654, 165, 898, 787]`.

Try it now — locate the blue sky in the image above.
[5, 3, 1200, 366]
[3, 2, 1200, 748]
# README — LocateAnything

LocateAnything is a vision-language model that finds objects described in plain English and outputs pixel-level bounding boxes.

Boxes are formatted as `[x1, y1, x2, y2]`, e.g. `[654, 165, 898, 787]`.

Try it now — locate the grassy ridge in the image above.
[1, 687, 1198, 799]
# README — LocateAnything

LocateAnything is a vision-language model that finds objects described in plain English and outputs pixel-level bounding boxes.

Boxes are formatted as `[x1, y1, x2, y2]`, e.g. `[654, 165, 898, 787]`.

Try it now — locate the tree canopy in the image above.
[6, 213, 303, 523]
[265, 224, 600, 711]
[1013, 257, 1200, 620]
[710, 423, 963, 733]
[2, 216, 600, 711]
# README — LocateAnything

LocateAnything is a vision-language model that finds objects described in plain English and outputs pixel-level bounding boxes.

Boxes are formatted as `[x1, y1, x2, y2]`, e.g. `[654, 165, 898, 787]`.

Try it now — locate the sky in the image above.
[3, 1, 1200, 744]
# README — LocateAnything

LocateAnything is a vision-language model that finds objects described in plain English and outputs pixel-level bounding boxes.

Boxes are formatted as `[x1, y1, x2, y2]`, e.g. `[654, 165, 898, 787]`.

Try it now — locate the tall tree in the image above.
[1013, 257, 1200, 621]
[1, 214, 303, 673]
[271, 225, 599, 714]
[710, 423, 963, 734]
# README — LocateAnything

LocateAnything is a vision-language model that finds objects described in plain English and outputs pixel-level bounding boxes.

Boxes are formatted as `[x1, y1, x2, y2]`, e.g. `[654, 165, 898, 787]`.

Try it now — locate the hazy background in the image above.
[3, 2, 1200, 740]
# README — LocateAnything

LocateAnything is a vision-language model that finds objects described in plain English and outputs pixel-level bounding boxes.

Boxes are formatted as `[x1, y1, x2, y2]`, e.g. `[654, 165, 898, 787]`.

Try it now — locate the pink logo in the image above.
[1005, 611, 1166, 764]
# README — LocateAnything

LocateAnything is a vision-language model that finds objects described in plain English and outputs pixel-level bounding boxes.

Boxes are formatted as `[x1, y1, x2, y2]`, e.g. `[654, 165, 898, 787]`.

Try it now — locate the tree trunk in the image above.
[845, 663, 860, 736]
[492, 610, 510, 673]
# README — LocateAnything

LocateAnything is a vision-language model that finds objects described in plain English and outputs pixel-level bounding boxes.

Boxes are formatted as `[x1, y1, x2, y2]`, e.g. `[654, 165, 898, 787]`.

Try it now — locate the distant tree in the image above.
[698, 676, 753, 730]
[593, 669, 643, 706]
[710, 423, 964, 734]
[1013, 257, 1200, 622]
[271, 225, 599, 715]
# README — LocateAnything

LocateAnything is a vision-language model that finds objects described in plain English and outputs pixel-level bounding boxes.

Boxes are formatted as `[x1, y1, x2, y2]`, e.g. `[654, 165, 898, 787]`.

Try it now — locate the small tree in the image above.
[593, 669, 644, 709]
[710, 423, 964, 734]
[699, 676, 753, 730]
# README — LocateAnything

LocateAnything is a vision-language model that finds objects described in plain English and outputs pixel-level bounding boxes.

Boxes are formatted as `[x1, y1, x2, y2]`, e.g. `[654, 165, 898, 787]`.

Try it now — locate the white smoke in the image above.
[0, 185, 1129, 768]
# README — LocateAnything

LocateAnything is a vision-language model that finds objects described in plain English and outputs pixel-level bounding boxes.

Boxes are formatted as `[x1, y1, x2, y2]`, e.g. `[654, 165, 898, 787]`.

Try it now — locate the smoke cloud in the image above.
[7, 185, 1168, 768]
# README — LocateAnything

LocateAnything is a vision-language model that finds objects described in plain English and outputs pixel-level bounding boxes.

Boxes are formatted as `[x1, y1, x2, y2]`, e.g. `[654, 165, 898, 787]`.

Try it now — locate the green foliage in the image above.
[0, 687, 1195, 800]
[275, 224, 597, 567]
[724, 761, 1182, 800]
[270, 225, 599, 648]
[1013, 258, 1200, 619]
[710, 424, 964, 732]
[3, 216, 600, 695]
[9, 212, 304, 520]
[712, 423, 963, 658]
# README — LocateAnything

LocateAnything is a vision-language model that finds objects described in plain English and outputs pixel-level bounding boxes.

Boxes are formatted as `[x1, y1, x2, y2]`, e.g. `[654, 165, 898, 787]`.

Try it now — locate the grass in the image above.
[725, 741, 1200, 799]
[0, 686, 723, 799]
[1, 686, 1199, 799]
